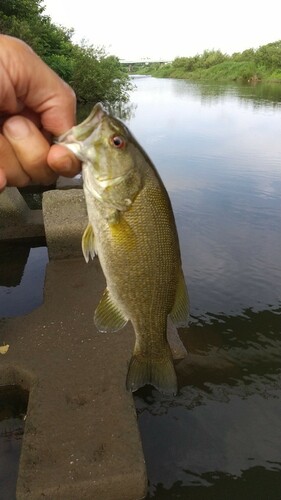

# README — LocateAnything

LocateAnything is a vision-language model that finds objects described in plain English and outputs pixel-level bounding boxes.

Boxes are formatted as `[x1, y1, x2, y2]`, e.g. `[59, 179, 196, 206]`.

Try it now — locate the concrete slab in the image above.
[0, 188, 44, 240]
[1, 187, 185, 498]
[0, 258, 147, 499]
[43, 189, 87, 260]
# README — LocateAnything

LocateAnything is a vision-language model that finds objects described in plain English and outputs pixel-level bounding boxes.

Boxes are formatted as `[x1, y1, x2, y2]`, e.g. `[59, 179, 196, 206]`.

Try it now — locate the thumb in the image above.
[48, 144, 81, 177]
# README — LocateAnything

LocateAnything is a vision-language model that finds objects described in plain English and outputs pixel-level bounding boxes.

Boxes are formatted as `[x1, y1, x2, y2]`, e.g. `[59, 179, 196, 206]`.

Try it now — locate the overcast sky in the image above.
[43, 0, 280, 61]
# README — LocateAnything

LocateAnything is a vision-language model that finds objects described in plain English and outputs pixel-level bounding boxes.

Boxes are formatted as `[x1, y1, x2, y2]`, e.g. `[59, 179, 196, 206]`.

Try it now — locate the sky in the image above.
[43, 0, 280, 62]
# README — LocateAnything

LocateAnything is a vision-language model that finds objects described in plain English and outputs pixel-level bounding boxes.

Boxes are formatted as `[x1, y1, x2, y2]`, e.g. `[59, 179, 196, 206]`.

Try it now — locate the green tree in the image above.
[255, 41, 281, 69]
[70, 44, 132, 104]
[0, 0, 48, 52]
[232, 48, 255, 62]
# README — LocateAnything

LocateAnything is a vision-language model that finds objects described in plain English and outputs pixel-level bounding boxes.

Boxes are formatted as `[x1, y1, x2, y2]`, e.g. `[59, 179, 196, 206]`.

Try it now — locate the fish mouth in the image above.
[56, 102, 107, 146]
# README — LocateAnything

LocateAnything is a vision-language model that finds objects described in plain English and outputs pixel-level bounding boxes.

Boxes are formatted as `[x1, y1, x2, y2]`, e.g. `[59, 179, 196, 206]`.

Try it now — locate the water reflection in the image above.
[169, 78, 281, 108]
[149, 467, 281, 500]
[0, 243, 48, 318]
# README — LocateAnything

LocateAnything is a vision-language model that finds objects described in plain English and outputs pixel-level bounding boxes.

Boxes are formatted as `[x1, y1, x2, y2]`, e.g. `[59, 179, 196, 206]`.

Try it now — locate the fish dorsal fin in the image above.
[82, 223, 96, 262]
[169, 270, 189, 328]
[94, 289, 128, 333]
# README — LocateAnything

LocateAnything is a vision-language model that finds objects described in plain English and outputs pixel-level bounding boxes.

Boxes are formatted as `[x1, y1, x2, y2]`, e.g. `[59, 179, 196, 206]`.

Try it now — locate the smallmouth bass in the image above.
[57, 104, 189, 395]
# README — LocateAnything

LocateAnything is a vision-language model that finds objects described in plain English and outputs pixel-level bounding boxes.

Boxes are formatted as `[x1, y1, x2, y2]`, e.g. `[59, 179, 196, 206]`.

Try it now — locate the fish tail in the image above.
[126, 353, 178, 396]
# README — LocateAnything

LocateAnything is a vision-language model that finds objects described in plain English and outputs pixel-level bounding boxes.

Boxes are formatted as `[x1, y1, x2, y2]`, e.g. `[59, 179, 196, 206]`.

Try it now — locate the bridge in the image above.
[120, 59, 171, 68]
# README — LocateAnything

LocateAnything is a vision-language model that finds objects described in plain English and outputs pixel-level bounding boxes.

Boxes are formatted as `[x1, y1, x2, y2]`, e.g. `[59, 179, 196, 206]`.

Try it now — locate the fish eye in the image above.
[110, 135, 126, 149]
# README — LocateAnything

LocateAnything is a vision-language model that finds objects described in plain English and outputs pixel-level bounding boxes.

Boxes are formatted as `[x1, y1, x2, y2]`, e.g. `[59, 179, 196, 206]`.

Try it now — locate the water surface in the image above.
[0, 242, 48, 317]
[126, 77, 281, 499]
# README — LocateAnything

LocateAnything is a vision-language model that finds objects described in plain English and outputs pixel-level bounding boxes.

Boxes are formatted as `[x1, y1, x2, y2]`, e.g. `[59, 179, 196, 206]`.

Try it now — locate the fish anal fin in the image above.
[82, 223, 96, 263]
[126, 352, 178, 395]
[170, 270, 189, 328]
[167, 317, 187, 360]
[94, 288, 128, 333]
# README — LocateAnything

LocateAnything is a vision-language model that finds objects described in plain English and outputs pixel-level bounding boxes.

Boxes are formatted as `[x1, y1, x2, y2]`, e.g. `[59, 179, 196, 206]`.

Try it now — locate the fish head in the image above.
[57, 103, 142, 208]
[56, 103, 108, 165]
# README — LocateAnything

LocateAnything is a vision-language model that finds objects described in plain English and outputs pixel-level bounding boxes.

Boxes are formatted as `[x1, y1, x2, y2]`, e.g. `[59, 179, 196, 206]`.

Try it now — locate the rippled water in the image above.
[1, 77, 281, 499]
[126, 77, 281, 499]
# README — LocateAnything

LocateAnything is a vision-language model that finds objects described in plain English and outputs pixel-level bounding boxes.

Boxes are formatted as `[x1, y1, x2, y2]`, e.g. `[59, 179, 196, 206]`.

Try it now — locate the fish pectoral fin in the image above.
[108, 214, 136, 249]
[94, 288, 128, 333]
[169, 270, 189, 328]
[126, 351, 178, 395]
[82, 223, 96, 262]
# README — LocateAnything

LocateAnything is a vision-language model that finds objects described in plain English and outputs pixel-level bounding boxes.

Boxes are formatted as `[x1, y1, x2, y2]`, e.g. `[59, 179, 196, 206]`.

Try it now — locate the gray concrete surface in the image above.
[43, 189, 88, 260]
[1, 188, 147, 499]
[0, 187, 44, 240]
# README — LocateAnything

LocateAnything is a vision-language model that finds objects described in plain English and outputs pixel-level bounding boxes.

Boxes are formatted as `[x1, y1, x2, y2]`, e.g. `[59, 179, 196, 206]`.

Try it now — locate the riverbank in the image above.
[132, 60, 281, 83]
[130, 41, 281, 83]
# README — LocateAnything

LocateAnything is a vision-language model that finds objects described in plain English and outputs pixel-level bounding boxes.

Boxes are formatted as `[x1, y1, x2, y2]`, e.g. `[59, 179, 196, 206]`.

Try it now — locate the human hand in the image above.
[0, 35, 81, 192]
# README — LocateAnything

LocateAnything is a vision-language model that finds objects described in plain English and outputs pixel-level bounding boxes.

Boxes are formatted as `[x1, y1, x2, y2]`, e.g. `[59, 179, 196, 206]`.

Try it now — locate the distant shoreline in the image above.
[126, 42, 281, 84]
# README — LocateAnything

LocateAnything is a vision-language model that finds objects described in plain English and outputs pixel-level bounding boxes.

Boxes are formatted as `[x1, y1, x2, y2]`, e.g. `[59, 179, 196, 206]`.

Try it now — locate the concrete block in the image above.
[0, 258, 147, 499]
[43, 189, 88, 260]
[0, 187, 29, 220]
[0, 188, 44, 240]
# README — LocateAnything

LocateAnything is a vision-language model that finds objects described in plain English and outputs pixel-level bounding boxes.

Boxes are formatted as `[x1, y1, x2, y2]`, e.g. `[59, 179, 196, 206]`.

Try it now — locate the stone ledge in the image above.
[42, 189, 87, 260]
[0, 259, 147, 500]
[1, 187, 147, 499]
[0, 187, 44, 240]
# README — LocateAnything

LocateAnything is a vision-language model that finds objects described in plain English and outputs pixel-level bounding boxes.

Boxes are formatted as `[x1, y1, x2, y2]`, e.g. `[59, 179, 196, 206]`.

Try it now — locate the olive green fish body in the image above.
[57, 104, 189, 395]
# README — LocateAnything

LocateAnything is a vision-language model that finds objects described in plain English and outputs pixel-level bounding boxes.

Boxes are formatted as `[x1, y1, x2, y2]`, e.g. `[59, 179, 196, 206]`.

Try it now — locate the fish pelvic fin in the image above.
[82, 223, 96, 263]
[126, 352, 178, 396]
[94, 288, 128, 333]
[169, 269, 189, 328]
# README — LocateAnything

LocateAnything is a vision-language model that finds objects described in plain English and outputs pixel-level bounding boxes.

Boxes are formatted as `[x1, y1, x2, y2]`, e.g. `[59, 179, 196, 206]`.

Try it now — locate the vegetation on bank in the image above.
[131, 43, 281, 83]
[0, 0, 132, 105]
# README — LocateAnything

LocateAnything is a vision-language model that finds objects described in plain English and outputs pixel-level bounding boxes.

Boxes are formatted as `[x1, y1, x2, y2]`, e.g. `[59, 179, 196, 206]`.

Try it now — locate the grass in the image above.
[132, 61, 281, 83]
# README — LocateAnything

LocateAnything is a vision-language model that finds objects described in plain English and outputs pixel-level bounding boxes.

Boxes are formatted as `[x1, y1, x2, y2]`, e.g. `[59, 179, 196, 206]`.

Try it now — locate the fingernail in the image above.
[4, 117, 31, 140]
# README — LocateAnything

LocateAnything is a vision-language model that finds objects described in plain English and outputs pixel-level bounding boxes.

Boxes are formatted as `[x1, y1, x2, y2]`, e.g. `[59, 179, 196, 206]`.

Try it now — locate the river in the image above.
[127, 77, 281, 499]
[1, 76, 281, 499]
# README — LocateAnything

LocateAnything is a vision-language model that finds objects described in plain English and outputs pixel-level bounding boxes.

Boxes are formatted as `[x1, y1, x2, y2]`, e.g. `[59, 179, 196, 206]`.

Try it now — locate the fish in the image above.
[57, 103, 189, 395]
